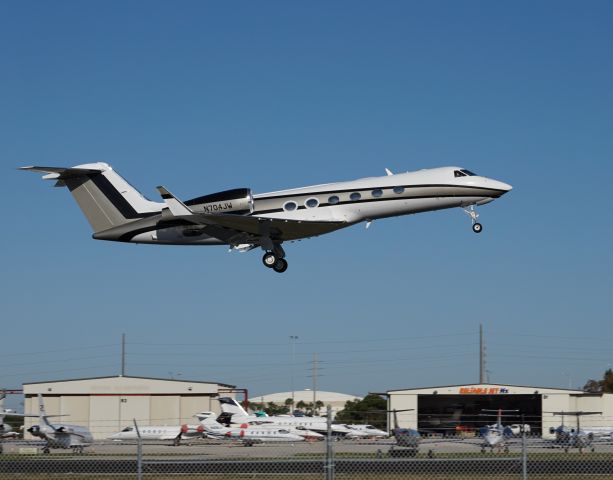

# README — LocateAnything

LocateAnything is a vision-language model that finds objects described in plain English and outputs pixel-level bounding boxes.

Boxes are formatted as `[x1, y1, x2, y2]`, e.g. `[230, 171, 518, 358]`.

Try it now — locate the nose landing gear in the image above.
[463, 206, 483, 233]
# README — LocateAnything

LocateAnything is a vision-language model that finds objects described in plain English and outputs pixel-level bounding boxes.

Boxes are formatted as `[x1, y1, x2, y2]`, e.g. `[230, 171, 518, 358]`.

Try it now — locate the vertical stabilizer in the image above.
[20, 163, 163, 233]
[218, 397, 250, 417]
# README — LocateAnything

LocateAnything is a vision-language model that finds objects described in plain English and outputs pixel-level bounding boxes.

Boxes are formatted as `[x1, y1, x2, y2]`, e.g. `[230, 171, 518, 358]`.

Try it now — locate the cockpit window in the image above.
[454, 169, 477, 177]
[121, 427, 133, 432]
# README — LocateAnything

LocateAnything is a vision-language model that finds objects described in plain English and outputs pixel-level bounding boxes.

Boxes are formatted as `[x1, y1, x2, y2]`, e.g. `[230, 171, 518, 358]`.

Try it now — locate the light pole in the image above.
[290, 335, 298, 413]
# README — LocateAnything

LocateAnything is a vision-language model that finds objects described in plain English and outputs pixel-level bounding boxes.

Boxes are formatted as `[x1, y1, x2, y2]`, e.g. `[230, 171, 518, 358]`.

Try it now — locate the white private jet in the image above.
[108, 423, 204, 445]
[21, 163, 511, 272]
[216, 397, 351, 436]
[344, 424, 389, 438]
[23, 394, 93, 454]
[198, 412, 304, 446]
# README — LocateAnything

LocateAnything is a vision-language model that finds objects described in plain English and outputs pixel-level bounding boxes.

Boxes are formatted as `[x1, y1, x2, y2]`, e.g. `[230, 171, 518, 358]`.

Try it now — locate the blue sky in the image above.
[1, 1, 612, 407]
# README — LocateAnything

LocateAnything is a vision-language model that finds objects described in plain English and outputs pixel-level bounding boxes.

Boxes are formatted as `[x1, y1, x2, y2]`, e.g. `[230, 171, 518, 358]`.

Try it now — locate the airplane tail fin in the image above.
[20, 163, 163, 234]
[218, 397, 249, 417]
[195, 411, 221, 425]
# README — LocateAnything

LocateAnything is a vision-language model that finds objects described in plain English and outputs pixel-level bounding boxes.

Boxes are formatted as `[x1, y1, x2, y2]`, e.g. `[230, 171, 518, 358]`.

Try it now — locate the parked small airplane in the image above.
[548, 411, 608, 453]
[0, 393, 16, 439]
[21, 163, 511, 272]
[23, 394, 93, 454]
[215, 397, 351, 436]
[477, 409, 517, 453]
[344, 424, 389, 438]
[108, 423, 204, 445]
[198, 412, 304, 446]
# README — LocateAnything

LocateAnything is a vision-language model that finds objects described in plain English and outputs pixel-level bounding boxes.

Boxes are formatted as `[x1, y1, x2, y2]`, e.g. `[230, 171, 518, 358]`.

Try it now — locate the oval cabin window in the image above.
[284, 201, 297, 211]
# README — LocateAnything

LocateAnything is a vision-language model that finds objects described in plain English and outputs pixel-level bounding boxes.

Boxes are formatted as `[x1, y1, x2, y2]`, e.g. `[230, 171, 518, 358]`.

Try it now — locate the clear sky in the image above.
[1, 1, 612, 408]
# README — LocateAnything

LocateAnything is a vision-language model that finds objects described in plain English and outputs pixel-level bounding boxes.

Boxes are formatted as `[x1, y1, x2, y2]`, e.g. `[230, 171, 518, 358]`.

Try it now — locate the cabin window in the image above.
[350, 192, 361, 201]
[371, 189, 383, 198]
[393, 186, 405, 194]
[284, 201, 297, 211]
[305, 197, 319, 208]
[328, 195, 340, 205]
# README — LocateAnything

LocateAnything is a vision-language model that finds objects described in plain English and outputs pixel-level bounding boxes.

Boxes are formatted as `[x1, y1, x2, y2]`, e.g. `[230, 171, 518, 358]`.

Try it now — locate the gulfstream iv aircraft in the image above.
[21, 163, 512, 272]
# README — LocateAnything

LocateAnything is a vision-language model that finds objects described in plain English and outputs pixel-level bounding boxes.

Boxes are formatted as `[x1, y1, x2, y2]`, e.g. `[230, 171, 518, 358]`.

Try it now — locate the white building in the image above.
[249, 390, 361, 417]
[387, 383, 613, 438]
[23, 375, 235, 439]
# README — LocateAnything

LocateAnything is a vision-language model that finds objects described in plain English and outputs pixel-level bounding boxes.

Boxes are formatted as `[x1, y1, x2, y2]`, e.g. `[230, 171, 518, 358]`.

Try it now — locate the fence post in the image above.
[133, 418, 142, 480]
[325, 405, 335, 480]
[521, 414, 527, 480]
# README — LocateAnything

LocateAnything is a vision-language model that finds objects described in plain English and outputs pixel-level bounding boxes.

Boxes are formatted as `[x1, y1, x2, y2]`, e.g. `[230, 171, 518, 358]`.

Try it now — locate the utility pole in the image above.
[290, 335, 298, 412]
[312, 353, 318, 411]
[479, 324, 486, 384]
[121, 333, 126, 376]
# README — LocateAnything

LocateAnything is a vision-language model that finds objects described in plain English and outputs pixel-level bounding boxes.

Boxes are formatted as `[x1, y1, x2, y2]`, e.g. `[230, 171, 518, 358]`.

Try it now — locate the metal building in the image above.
[23, 375, 235, 439]
[387, 383, 613, 438]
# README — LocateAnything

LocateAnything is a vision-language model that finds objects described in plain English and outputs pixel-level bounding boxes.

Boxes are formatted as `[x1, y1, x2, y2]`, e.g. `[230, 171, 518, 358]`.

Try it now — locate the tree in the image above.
[583, 369, 613, 393]
[335, 394, 387, 430]
[263, 401, 290, 416]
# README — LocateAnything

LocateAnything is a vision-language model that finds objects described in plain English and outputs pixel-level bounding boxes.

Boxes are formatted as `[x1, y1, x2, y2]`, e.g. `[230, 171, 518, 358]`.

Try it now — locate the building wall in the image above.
[387, 393, 418, 431]
[23, 377, 234, 440]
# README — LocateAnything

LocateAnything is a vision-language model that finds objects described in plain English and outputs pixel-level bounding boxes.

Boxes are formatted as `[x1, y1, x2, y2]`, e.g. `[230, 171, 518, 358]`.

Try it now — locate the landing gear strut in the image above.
[261, 244, 288, 273]
[463, 205, 482, 233]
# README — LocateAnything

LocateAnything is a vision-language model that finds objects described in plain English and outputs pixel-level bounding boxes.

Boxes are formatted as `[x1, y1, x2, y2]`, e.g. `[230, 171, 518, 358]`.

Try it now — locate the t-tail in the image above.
[20, 163, 163, 234]
[218, 397, 250, 417]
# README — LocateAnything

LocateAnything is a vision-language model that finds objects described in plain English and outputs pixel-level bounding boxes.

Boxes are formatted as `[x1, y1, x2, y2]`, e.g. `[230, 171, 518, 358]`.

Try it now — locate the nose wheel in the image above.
[262, 252, 289, 273]
[464, 206, 483, 233]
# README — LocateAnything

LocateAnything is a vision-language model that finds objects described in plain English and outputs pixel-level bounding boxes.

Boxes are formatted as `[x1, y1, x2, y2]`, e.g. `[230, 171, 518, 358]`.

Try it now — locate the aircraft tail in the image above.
[218, 397, 250, 417]
[20, 163, 163, 233]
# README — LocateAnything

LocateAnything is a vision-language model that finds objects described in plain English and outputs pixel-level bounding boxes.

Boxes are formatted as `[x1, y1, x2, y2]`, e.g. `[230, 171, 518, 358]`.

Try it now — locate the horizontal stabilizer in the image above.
[19, 166, 104, 180]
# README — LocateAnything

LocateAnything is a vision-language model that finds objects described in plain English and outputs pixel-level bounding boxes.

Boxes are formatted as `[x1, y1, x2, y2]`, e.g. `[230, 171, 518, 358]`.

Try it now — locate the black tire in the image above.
[273, 258, 288, 273]
[472, 223, 483, 233]
[262, 252, 276, 268]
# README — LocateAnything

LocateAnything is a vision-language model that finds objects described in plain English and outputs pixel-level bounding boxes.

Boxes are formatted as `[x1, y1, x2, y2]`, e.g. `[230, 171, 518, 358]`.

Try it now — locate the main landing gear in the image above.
[262, 252, 288, 273]
[261, 242, 288, 273]
[463, 205, 483, 233]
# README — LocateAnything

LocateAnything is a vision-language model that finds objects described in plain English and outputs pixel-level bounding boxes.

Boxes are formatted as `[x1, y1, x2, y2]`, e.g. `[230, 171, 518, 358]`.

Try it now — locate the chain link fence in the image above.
[3, 406, 613, 479]
[2, 432, 613, 479]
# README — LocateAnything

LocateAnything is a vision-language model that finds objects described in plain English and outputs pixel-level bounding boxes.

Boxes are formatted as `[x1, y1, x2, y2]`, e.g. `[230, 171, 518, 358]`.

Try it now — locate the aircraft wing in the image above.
[156, 186, 347, 244]
[181, 213, 347, 242]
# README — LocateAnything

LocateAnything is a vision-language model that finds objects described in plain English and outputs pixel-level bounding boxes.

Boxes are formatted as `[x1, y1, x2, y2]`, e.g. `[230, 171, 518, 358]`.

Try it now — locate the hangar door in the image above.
[418, 394, 542, 435]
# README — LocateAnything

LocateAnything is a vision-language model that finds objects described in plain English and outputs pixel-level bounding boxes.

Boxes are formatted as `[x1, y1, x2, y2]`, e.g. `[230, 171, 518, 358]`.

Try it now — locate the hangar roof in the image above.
[23, 375, 235, 395]
[387, 383, 583, 395]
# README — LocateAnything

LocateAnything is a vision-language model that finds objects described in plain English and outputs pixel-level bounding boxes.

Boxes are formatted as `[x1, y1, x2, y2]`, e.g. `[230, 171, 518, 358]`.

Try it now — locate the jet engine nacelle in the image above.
[185, 188, 254, 215]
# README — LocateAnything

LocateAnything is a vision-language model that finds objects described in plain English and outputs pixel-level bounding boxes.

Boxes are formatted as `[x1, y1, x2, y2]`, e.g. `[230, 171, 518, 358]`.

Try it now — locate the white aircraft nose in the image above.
[489, 179, 513, 193]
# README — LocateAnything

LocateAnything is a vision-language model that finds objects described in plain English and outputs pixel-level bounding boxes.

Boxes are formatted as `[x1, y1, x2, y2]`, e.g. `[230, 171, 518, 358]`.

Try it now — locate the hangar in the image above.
[23, 375, 235, 439]
[386, 383, 613, 438]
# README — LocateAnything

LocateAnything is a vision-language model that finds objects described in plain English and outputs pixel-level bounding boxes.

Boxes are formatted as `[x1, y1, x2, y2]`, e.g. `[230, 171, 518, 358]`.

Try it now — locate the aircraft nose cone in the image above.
[490, 180, 512, 193]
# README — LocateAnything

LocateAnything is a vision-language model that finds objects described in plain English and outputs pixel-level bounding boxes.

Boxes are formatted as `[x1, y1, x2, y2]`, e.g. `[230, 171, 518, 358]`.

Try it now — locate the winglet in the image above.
[385, 168, 393, 176]
[156, 186, 193, 216]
